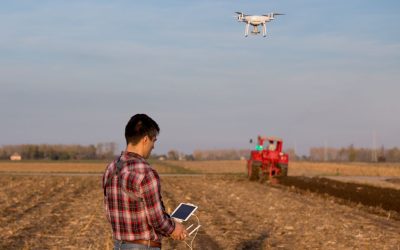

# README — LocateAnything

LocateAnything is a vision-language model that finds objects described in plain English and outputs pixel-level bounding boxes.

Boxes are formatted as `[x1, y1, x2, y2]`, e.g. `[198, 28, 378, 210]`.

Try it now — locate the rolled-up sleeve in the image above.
[140, 170, 175, 236]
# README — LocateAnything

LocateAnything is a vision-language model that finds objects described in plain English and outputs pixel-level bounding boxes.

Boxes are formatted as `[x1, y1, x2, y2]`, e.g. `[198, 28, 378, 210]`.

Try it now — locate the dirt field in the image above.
[1, 161, 400, 249]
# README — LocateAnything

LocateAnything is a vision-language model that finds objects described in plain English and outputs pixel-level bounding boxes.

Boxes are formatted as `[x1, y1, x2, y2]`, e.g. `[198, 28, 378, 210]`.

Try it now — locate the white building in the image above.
[10, 153, 22, 161]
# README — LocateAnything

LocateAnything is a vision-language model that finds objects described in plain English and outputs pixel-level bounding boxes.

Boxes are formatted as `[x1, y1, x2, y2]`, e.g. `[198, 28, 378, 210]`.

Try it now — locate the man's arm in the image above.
[140, 170, 176, 236]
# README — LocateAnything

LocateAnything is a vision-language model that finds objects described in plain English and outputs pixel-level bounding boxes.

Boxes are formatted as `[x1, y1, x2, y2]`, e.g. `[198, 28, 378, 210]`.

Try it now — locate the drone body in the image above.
[235, 12, 284, 37]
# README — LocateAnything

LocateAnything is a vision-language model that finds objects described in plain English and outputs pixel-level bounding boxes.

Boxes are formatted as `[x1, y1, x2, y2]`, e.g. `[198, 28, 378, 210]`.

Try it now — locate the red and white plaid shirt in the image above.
[102, 151, 175, 242]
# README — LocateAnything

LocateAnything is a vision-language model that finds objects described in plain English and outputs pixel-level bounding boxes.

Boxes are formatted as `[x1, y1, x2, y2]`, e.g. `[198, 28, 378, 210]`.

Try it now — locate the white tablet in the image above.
[170, 203, 198, 222]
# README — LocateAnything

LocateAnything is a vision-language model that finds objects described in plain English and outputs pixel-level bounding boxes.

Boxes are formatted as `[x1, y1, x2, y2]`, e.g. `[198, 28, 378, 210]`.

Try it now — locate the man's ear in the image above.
[142, 135, 149, 143]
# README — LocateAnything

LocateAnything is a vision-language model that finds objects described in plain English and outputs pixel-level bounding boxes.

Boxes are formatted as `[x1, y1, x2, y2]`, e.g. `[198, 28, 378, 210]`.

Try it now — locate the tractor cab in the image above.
[253, 136, 282, 151]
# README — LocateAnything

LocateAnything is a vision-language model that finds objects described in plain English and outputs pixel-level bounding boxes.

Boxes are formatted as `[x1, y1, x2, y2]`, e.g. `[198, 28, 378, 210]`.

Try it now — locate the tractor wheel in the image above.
[278, 163, 288, 177]
[248, 162, 261, 181]
[259, 172, 268, 183]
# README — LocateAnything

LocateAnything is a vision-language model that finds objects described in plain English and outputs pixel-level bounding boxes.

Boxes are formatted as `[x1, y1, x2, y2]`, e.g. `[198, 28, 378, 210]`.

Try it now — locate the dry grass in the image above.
[0, 161, 192, 174]
[160, 160, 400, 177]
[0, 161, 107, 173]
[158, 160, 246, 174]
[289, 161, 400, 177]
[1, 160, 400, 177]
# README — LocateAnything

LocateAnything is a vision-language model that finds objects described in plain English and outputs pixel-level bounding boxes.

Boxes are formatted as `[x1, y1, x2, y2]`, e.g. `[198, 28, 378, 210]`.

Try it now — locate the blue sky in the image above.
[1, 0, 399, 155]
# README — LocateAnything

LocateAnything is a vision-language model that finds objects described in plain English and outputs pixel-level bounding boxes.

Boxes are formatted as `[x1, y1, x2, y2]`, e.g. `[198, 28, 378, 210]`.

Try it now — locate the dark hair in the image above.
[125, 114, 160, 145]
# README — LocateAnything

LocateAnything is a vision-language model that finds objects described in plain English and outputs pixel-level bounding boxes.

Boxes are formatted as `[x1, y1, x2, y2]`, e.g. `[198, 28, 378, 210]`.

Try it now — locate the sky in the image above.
[1, 0, 399, 156]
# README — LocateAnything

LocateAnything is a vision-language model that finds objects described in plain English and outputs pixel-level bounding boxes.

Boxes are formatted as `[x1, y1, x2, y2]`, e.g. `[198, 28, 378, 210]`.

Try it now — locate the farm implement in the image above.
[247, 136, 289, 181]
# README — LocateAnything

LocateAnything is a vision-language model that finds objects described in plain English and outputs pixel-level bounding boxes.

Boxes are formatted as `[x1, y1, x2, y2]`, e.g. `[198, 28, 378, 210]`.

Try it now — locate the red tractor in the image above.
[247, 136, 289, 181]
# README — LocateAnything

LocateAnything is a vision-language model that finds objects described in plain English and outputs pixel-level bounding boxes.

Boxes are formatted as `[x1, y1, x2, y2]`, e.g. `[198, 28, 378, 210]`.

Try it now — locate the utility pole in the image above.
[294, 140, 297, 160]
[372, 131, 377, 162]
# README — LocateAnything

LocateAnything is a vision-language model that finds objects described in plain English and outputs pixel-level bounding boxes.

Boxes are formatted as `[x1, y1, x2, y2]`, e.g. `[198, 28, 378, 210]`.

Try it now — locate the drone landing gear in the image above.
[262, 23, 267, 37]
[245, 23, 250, 37]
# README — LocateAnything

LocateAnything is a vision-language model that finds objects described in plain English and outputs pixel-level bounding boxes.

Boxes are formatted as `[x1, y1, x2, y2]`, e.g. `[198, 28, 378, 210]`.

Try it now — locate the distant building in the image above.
[10, 153, 22, 161]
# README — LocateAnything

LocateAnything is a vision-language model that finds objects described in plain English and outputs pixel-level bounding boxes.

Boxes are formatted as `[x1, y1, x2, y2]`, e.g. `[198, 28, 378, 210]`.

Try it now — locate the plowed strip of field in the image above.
[277, 176, 400, 217]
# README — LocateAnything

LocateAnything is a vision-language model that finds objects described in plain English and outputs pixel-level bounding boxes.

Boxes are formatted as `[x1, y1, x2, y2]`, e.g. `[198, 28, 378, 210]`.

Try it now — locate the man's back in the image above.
[103, 151, 175, 242]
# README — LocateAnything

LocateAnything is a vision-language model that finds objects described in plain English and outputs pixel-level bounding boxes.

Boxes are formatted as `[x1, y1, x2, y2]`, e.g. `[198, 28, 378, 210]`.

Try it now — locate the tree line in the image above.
[161, 145, 400, 162]
[3, 143, 400, 162]
[150, 149, 252, 161]
[309, 145, 400, 162]
[1, 143, 117, 160]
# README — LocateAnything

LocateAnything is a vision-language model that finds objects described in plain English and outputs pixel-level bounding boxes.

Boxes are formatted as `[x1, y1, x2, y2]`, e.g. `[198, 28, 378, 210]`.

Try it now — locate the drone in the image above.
[235, 12, 284, 37]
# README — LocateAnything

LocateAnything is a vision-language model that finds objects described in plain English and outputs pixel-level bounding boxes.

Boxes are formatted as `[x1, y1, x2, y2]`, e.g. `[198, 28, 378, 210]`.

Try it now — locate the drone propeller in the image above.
[235, 11, 246, 21]
[235, 12, 249, 16]
[233, 15, 242, 22]
[263, 13, 285, 18]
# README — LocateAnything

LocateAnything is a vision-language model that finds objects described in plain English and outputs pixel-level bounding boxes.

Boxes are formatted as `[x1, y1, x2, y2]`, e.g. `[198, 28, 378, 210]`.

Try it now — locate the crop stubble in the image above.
[1, 161, 400, 249]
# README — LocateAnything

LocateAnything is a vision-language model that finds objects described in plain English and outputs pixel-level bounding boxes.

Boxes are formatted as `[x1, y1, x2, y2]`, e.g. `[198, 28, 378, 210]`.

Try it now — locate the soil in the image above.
[161, 175, 400, 249]
[1, 175, 399, 249]
[387, 177, 400, 184]
[277, 176, 400, 217]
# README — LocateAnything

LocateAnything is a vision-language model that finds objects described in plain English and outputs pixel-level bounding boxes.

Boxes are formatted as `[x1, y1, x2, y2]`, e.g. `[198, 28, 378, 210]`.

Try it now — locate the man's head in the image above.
[125, 114, 160, 158]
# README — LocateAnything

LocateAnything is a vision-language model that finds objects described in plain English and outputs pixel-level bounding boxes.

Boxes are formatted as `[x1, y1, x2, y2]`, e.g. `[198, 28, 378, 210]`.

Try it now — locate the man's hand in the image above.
[171, 221, 188, 241]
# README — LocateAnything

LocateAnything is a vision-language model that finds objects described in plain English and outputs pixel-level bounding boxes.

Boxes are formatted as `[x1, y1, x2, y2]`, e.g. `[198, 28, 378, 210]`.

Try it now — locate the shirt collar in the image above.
[120, 151, 145, 160]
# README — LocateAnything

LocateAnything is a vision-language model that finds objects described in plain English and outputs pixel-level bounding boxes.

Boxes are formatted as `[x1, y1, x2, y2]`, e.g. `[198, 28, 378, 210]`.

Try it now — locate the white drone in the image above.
[235, 12, 284, 37]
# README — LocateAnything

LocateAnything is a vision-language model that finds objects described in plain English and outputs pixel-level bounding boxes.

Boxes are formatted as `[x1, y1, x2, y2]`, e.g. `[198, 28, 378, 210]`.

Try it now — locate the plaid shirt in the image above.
[102, 151, 175, 242]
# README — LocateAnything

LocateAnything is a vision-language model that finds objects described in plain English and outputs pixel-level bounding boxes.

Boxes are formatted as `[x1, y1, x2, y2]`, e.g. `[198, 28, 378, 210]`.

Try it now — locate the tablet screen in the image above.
[170, 203, 197, 221]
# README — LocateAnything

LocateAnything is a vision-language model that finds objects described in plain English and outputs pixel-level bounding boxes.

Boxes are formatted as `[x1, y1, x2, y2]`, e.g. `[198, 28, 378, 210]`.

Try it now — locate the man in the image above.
[268, 139, 276, 151]
[103, 114, 187, 249]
